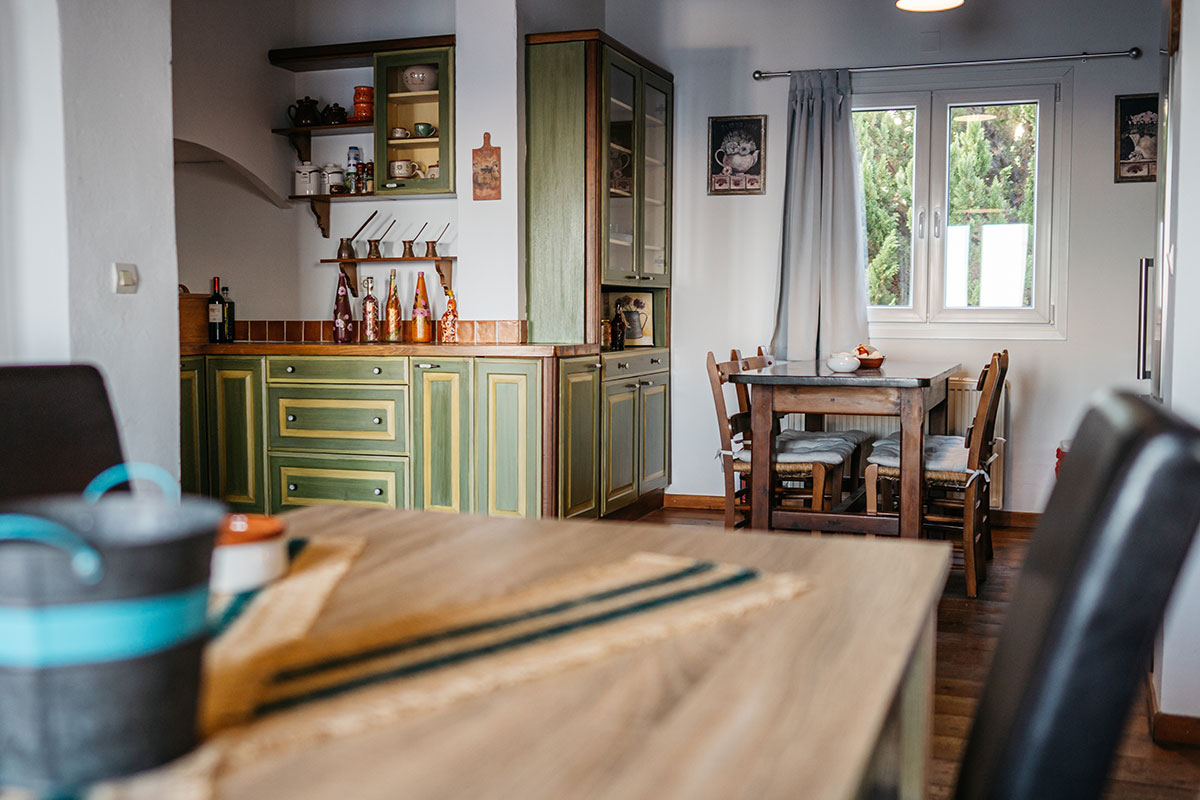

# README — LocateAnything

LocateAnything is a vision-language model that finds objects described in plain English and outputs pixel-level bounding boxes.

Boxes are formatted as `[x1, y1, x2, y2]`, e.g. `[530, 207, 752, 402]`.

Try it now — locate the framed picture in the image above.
[708, 115, 765, 195]
[603, 291, 654, 347]
[1115, 94, 1158, 183]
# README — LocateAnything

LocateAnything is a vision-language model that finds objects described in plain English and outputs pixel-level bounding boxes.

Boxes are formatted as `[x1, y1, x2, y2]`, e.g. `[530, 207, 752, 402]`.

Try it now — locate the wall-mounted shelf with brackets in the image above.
[272, 122, 373, 163]
[317, 255, 455, 297]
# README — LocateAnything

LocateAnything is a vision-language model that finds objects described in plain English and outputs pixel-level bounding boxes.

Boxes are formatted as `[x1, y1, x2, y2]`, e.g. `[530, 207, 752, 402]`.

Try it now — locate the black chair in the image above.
[955, 392, 1200, 799]
[0, 365, 125, 500]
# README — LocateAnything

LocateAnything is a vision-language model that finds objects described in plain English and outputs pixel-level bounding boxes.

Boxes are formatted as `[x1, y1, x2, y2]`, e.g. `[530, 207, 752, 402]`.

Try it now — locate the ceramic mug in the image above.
[390, 126, 411, 139]
[427, 163, 440, 180]
[413, 122, 436, 137]
[389, 160, 425, 179]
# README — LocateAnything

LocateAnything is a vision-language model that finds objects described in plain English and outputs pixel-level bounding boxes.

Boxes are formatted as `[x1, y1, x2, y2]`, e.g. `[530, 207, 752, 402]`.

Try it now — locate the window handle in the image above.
[917, 209, 926, 240]
[933, 208, 943, 239]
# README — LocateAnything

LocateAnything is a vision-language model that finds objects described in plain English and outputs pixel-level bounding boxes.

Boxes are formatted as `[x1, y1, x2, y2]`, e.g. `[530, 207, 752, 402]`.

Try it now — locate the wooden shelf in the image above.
[609, 188, 632, 198]
[318, 256, 456, 297]
[288, 193, 379, 202]
[387, 90, 439, 101]
[386, 136, 440, 146]
[609, 142, 632, 155]
[273, 122, 373, 162]
[268, 36, 455, 71]
[610, 97, 633, 112]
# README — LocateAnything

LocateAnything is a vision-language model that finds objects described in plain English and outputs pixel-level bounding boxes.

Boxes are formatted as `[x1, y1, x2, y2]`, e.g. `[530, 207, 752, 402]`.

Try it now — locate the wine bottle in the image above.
[362, 277, 380, 342]
[221, 286, 236, 342]
[332, 270, 355, 343]
[207, 277, 225, 343]
[385, 269, 402, 342]
[412, 272, 432, 343]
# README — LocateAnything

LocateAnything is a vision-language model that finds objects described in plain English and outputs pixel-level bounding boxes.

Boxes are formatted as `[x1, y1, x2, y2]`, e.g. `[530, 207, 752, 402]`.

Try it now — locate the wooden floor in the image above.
[638, 508, 1200, 799]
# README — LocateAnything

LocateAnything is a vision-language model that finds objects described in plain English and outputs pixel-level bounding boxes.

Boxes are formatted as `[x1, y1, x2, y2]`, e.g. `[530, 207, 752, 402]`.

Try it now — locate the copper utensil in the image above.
[349, 210, 378, 242]
[402, 240, 415, 258]
[424, 222, 450, 258]
[367, 239, 382, 259]
[336, 237, 355, 260]
[380, 219, 397, 240]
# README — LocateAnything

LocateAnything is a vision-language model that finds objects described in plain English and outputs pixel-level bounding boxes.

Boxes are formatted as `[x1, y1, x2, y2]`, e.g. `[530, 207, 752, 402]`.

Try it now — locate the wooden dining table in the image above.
[729, 360, 961, 538]
[175, 506, 949, 800]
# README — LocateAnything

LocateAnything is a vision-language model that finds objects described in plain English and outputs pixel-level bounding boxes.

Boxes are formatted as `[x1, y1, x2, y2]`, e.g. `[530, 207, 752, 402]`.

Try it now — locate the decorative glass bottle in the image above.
[610, 300, 627, 351]
[385, 269, 402, 342]
[412, 272, 433, 343]
[220, 286, 236, 342]
[361, 277, 380, 342]
[440, 289, 458, 343]
[332, 270, 355, 343]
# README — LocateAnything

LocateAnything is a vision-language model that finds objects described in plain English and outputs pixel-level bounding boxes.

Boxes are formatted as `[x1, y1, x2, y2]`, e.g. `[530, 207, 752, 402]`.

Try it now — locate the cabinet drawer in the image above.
[269, 386, 409, 454]
[601, 349, 668, 381]
[267, 356, 408, 385]
[270, 454, 409, 512]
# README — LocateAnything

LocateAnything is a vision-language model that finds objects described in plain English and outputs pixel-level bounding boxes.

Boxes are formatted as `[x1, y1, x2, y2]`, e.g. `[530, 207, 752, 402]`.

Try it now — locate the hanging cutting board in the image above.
[472, 132, 501, 201]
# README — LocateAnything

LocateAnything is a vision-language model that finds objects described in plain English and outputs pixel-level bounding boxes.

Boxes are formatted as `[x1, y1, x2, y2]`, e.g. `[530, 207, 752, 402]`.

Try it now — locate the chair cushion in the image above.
[734, 434, 854, 466]
[867, 434, 968, 474]
[779, 429, 871, 446]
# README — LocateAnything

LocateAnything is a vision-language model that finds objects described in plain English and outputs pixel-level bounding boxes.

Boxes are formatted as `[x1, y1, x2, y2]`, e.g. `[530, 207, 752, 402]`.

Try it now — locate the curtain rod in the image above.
[751, 47, 1141, 81]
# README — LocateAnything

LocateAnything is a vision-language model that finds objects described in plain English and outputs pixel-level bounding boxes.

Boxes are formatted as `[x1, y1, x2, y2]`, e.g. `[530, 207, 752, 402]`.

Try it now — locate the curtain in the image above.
[770, 69, 869, 361]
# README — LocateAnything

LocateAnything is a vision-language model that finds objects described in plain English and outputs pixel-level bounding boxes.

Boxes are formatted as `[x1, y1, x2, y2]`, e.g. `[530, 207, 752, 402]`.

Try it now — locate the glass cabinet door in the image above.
[603, 55, 638, 284]
[640, 74, 671, 284]
[375, 47, 454, 195]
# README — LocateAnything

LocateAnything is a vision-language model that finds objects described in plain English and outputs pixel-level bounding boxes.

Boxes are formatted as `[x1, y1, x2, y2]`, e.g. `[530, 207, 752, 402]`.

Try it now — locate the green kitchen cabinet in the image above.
[180, 357, 208, 496]
[559, 356, 601, 518]
[268, 385, 410, 456]
[474, 359, 541, 517]
[412, 358, 472, 513]
[375, 47, 455, 196]
[601, 377, 639, 515]
[206, 356, 268, 513]
[637, 371, 669, 493]
[269, 453, 409, 513]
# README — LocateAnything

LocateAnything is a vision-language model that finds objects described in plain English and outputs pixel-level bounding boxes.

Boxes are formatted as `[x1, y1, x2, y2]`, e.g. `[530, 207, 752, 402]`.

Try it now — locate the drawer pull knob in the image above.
[617, 362, 629, 369]
[373, 488, 383, 496]
[287, 414, 296, 422]
[416, 363, 439, 369]
[373, 417, 383, 425]
[373, 367, 382, 374]
[288, 483, 297, 491]
[285, 365, 295, 373]
[638, 379, 653, 386]
[626, 273, 638, 279]
[626, 383, 638, 389]
[650, 358, 661, 364]
[639, 275, 654, 281]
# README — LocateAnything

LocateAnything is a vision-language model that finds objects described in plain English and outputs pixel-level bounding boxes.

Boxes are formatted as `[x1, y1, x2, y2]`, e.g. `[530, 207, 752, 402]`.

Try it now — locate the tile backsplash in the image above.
[234, 319, 527, 344]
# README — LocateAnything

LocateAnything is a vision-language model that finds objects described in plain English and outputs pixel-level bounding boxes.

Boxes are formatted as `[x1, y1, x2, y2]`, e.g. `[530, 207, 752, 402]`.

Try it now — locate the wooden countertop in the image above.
[209, 507, 949, 799]
[180, 342, 601, 358]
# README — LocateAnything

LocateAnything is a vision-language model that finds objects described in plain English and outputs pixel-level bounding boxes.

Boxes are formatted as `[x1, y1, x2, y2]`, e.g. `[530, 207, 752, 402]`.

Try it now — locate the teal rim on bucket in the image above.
[82, 462, 181, 503]
[0, 514, 104, 584]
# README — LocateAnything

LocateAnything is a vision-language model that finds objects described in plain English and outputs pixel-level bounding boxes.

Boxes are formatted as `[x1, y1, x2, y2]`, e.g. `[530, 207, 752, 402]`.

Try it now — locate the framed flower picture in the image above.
[1115, 94, 1158, 183]
[603, 291, 654, 347]
[708, 115, 766, 195]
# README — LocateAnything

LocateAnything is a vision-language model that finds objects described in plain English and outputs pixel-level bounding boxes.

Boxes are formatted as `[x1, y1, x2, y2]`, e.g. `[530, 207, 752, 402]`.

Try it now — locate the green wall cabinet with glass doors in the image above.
[374, 47, 455, 195]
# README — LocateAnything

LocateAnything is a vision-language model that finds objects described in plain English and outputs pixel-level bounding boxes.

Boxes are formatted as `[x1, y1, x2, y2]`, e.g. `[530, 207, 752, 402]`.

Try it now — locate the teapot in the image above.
[287, 96, 321, 127]
[714, 147, 759, 175]
[321, 103, 348, 125]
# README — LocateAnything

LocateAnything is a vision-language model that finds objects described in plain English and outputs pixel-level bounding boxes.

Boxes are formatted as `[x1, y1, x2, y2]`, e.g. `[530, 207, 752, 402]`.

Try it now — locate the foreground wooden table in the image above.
[214, 507, 949, 800]
[730, 360, 960, 538]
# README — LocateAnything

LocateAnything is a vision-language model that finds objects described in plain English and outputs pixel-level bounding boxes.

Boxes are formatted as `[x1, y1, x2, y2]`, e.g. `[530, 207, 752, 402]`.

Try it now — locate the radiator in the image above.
[783, 378, 1007, 508]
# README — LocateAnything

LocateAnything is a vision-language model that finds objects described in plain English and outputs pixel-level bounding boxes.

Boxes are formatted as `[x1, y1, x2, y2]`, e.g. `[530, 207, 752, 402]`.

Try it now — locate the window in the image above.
[851, 67, 1071, 339]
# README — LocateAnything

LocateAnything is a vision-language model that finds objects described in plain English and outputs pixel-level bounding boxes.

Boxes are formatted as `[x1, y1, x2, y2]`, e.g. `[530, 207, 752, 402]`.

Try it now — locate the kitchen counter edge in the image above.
[180, 342, 603, 358]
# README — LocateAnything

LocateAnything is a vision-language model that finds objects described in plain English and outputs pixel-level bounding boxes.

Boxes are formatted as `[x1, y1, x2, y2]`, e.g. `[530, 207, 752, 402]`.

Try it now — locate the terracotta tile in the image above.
[402, 320, 413, 341]
[497, 320, 520, 344]
[475, 320, 496, 344]
[234, 320, 249, 341]
[457, 320, 476, 344]
[284, 321, 303, 342]
[321, 321, 334, 342]
[249, 320, 267, 341]
[517, 320, 528, 343]
[303, 321, 322, 342]
[267, 321, 285, 341]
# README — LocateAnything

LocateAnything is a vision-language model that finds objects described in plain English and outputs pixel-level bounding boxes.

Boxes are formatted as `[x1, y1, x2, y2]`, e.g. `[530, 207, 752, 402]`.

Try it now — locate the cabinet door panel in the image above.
[559, 357, 600, 518]
[413, 359, 472, 513]
[638, 373, 669, 493]
[206, 357, 267, 513]
[475, 360, 540, 517]
[271, 453, 409, 513]
[640, 71, 672, 286]
[601, 379, 639, 515]
[269, 386, 409, 455]
[602, 50, 640, 286]
[180, 357, 208, 496]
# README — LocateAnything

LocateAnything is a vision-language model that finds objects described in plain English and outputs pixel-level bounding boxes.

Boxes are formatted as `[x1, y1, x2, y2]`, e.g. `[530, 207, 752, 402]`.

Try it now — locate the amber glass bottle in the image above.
[412, 272, 433, 343]
[385, 269, 402, 342]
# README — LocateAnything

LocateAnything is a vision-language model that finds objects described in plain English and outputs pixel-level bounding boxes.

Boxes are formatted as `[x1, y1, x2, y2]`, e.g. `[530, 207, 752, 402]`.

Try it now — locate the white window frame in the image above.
[852, 66, 1073, 340]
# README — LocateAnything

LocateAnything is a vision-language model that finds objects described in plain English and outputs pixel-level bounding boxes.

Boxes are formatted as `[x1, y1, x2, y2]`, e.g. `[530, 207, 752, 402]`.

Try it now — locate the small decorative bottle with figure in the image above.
[361, 277, 380, 342]
[440, 289, 458, 343]
[332, 270, 355, 343]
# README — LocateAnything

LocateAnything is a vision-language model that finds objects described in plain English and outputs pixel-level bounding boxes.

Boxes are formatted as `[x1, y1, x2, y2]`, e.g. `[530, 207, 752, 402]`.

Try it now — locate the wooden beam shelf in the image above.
[268, 35, 456, 72]
[318, 256, 455, 297]
[273, 122, 373, 162]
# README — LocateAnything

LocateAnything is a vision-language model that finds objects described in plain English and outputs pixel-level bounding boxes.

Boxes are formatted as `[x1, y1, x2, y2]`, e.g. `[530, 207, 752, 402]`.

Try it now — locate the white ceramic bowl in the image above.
[402, 64, 439, 92]
[826, 353, 860, 373]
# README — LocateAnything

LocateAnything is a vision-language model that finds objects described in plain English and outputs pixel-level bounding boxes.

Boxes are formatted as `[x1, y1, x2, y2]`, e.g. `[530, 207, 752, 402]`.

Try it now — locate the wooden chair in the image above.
[0, 365, 125, 500]
[706, 352, 849, 528]
[955, 391, 1200, 798]
[864, 350, 1009, 597]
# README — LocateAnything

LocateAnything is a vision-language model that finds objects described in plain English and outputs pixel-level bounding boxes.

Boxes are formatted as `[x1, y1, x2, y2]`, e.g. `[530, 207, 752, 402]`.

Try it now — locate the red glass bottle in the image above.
[385, 269, 402, 342]
[412, 272, 433, 344]
[361, 277, 380, 342]
[332, 270, 355, 343]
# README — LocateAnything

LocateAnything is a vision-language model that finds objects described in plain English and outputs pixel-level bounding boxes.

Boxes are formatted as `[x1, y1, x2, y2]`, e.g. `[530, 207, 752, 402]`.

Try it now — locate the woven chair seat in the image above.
[732, 460, 818, 477]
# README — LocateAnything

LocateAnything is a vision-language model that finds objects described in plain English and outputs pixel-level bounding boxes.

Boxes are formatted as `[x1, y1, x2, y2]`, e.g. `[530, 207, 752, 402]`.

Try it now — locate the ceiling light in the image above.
[896, 0, 964, 11]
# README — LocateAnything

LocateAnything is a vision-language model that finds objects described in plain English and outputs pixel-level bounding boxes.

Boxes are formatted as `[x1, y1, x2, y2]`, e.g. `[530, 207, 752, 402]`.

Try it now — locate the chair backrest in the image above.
[963, 350, 1008, 471]
[955, 392, 1200, 800]
[729, 347, 777, 415]
[0, 365, 125, 500]
[705, 352, 750, 461]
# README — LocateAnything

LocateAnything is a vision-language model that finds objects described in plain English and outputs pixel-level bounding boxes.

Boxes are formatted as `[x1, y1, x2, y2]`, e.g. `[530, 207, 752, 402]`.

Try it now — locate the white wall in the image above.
[56, 0, 178, 472]
[605, 0, 1161, 511]
[1156, 0, 1200, 719]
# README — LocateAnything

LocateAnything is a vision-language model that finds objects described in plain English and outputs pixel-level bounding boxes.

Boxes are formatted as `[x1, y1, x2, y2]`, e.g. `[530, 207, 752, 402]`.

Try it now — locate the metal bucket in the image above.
[0, 493, 225, 795]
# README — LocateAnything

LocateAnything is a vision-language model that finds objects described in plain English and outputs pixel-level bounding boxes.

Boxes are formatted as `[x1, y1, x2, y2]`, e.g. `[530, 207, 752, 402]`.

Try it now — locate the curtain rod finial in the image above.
[752, 70, 765, 81]
[1129, 47, 1142, 59]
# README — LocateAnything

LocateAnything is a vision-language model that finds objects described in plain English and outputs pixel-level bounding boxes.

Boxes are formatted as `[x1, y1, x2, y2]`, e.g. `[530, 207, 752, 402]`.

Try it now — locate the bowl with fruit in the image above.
[855, 344, 885, 369]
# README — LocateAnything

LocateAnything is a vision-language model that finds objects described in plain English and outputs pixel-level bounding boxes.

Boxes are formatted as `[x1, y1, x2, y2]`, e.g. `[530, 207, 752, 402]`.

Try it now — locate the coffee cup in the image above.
[389, 159, 425, 179]
[390, 126, 411, 139]
[427, 163, 440, 180]
[413, 122, 436, 137]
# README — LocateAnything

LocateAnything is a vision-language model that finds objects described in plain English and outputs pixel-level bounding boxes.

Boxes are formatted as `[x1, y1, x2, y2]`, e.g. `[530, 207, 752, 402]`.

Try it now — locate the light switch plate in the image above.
[113, 262, 139, 294]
